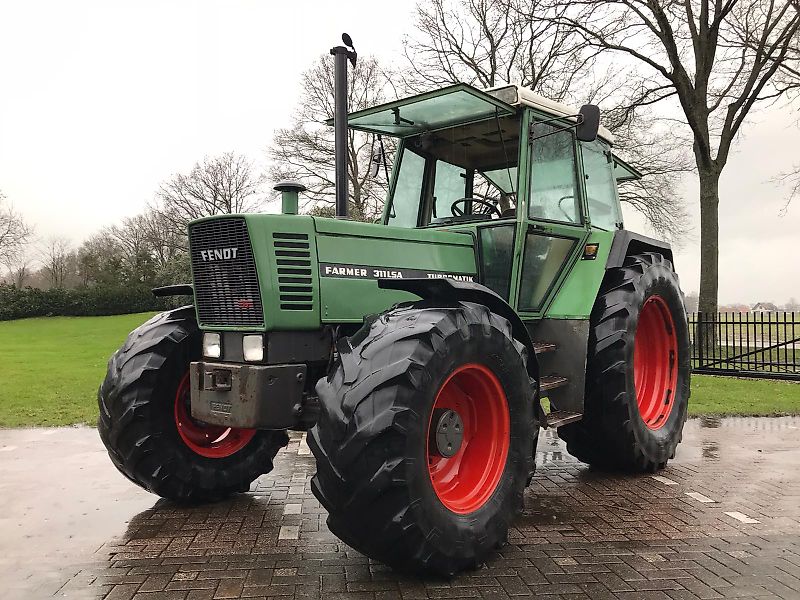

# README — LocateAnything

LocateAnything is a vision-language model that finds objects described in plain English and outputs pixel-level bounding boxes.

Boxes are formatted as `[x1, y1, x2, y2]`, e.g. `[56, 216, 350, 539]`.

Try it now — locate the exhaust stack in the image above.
[330, 33, 357, 219]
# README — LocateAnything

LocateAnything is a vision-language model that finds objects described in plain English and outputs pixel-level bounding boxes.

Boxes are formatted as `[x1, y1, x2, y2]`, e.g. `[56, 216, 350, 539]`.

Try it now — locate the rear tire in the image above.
[559, 253, 690, 471]
[309, 301, 537, 576]
[98, 307, 288, 502]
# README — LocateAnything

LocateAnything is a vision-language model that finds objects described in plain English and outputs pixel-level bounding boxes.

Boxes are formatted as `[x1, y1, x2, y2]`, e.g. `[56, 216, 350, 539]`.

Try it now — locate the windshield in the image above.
[386, 113, 520, 227]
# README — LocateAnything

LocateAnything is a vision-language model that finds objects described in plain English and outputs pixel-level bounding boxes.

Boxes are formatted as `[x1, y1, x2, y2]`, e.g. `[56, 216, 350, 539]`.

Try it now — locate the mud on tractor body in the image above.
[99, 36, 690, 576]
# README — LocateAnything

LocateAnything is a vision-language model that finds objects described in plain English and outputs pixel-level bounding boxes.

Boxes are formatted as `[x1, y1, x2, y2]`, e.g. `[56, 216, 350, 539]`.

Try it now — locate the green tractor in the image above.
[98, 36, 690, 576]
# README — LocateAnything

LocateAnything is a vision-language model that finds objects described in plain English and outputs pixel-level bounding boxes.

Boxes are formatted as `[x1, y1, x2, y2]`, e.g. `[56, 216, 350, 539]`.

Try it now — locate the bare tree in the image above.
[155, 152, 267, 246]
[268, 55, 396, 221]
[402, 0, 608, 97]
[77, 209, 189, 287]
[403, 0, 691, 238]
[0, 191, 32, 266]
[775, 166, 800, 214]
[3, 248, 33, 287]
[546, 0, 800, 313]
[138, 210, 185, 271]
[77, 230, 125, 286]
[603, 108, 692, 236]
[41, 237, 73, 289]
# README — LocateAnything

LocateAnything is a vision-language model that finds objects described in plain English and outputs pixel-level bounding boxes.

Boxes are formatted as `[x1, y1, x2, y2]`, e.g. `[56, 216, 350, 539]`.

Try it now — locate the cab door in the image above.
[511, 116, 590, 318]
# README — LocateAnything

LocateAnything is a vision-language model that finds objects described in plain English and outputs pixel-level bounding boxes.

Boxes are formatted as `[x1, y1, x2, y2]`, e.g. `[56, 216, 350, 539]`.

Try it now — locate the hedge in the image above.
[0, 284, 183, 320]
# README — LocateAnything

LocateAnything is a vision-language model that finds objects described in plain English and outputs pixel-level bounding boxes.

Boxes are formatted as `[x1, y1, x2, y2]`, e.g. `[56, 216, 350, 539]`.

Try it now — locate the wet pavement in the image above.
[1, 417, 799, 599]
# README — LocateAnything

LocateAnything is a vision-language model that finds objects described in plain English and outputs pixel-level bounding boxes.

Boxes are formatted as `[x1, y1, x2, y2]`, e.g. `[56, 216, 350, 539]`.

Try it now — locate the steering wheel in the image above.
[557, 195, 577, 223]
[451, 197, 502, 219]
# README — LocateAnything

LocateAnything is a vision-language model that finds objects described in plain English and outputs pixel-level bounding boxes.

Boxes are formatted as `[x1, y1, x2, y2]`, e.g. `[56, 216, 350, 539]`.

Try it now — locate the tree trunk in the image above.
[697, 168, 720, 315]
[696, 166, 721, 362]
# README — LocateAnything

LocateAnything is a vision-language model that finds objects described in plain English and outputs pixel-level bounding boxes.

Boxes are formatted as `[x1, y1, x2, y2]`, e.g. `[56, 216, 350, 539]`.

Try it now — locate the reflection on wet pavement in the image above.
[700, 415, 721, 428]
[1, 416, 799, 599]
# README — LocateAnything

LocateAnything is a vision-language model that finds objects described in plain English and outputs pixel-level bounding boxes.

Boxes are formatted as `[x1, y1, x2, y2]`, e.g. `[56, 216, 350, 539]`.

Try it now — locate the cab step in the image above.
[543, 410, 583, 428]
[533, 341, 557, 355]
[539, 375, 568, 392]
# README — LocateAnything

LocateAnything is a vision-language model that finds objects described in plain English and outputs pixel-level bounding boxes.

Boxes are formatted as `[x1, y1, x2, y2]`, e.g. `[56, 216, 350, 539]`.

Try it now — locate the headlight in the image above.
[242, 335, 264, 362]
[202, 332, 221, 359]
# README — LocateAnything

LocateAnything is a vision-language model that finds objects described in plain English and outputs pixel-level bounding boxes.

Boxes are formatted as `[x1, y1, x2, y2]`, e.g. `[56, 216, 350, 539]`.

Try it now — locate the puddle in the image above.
[536, 450, 565, 464]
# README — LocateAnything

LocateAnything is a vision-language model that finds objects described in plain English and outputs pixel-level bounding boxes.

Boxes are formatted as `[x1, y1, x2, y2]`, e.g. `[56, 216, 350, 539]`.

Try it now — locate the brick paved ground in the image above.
[2, 416, 799, 599]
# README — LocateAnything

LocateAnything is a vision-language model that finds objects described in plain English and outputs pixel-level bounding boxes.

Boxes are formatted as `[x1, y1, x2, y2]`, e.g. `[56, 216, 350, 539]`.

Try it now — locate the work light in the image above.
[242, 335, 264, 362]
[202, 332, 221, 359]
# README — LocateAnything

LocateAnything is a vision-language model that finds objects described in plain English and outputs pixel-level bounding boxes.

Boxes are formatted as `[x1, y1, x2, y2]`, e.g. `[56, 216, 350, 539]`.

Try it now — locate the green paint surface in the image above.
[195, 214, 480, 329]
[245, 213, 320, 330]
[313, 218, 477, 322]
[545, 229, 614, 318]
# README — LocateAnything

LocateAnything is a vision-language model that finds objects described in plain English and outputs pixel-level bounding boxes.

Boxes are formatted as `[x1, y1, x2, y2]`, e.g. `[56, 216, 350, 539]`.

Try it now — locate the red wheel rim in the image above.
[634, 295, 678, 430]
[173, 372, 256, 458]
[426, 363, 510, 514]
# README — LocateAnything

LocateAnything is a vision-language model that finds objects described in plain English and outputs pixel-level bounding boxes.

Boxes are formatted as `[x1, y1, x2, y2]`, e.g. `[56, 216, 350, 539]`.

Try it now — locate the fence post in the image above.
[696, 312, 704, 369]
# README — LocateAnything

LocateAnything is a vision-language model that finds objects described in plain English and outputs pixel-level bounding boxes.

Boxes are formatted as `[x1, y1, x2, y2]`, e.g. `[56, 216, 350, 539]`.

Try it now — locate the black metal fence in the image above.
[689, 312, 800, 380]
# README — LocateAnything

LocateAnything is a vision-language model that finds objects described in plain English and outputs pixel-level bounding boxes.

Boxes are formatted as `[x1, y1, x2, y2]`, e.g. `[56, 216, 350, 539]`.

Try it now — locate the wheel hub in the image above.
[426, 363, 510, 514]
[431, 408, 464, 458]
[174, 372, 256, 458]
[634, 295, 678, 430]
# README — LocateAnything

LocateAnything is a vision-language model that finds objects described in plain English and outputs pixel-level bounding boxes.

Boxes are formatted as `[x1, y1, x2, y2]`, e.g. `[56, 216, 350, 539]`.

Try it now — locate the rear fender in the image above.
[607, 231, 674, 269]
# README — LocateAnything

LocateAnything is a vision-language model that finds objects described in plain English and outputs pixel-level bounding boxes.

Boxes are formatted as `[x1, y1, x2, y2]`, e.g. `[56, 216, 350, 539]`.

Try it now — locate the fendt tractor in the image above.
[99, 35, 690, 575]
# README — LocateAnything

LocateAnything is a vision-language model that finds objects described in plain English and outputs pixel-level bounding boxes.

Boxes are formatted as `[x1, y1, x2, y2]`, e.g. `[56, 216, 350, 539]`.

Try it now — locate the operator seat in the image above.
[500, 208, 516, 219]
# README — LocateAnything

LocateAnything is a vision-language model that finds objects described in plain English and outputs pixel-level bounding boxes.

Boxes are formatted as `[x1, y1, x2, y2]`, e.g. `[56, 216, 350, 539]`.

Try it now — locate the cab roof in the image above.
[486, 84, 614, 144]
[338, 82, 614, 145]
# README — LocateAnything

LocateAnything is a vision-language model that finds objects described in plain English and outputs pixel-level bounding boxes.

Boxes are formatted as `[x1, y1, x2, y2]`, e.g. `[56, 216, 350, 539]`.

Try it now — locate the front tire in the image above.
[98, 307, 288, 502]
[309, 301, 537, 576]
[559, 253, 690, 471]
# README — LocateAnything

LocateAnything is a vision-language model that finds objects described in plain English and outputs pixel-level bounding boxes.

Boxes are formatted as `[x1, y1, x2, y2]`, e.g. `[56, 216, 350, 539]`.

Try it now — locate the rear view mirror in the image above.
[369, 135, 390, 179]
[369, 144, 382, 178]
[576, 104, 600, 142]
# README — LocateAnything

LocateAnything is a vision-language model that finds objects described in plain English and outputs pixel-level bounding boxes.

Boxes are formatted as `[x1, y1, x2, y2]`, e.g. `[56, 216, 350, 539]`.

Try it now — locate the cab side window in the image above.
[528, 125, 580, 224]
[387, 149, 425, 228]
[582, 141, 622, 230]
[431, 160, 467, 220]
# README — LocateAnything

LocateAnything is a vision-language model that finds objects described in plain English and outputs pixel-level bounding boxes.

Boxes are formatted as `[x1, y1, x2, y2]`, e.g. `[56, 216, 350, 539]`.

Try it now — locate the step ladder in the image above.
[533, 341, 582, 429]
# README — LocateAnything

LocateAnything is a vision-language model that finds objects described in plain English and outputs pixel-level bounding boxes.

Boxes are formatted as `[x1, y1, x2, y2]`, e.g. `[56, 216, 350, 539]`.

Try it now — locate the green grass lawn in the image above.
[0, 313, 798, 427]
[0, 312, 157, 427]
[688, 374, 800, 416]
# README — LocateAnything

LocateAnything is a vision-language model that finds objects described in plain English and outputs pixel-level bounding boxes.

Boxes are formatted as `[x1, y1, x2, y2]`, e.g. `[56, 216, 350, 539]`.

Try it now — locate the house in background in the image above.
[752, 302, 779, 313]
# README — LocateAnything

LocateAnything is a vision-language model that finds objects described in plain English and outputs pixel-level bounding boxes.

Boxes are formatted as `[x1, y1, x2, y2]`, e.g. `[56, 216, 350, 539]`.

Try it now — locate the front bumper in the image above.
[189, 361, 306, 429]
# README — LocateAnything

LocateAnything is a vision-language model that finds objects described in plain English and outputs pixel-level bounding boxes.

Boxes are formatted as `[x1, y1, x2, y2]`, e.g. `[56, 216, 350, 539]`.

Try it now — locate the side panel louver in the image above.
[273, 232, 314, 311]
[189, 218, 264, 327]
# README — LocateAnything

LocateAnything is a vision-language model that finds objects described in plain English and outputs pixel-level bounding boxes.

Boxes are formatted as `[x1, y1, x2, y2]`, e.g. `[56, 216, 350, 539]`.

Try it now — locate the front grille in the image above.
[273, 232, 313, 311]
[189, 218, 264, 327]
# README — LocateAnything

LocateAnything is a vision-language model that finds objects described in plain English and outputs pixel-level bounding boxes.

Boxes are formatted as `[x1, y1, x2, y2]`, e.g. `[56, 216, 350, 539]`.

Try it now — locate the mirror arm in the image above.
[528, 115, 583, 143]
[379, 135, 390, 181]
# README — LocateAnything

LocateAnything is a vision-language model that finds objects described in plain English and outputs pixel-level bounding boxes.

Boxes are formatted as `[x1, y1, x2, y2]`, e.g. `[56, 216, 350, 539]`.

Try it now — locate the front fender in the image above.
[377, 278, 539, 382]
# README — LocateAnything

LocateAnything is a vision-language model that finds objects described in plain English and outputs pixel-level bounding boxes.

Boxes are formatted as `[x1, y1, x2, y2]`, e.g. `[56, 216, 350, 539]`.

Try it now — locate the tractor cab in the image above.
[346, 83, 637, 317]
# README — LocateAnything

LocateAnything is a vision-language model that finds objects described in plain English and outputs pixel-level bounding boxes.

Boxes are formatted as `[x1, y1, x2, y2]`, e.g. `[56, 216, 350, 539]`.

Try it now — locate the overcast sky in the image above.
[1, 0, 798, 305]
